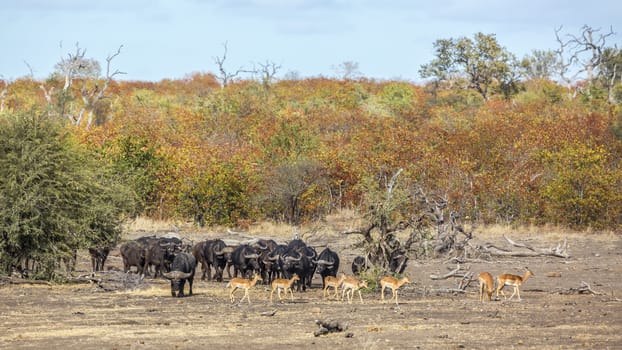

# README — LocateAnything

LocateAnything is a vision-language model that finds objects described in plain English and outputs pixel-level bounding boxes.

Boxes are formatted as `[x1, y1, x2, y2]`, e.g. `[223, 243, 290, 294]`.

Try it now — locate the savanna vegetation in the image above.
[1, 26, 621, 279]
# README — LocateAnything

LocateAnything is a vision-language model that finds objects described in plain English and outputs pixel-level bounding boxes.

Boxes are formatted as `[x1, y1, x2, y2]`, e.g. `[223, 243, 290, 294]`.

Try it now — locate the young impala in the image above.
[496, 268, 534, 301]
[341, 276, 368, 304]
[478, 272, 494, 302]
[228, 274, 262, 304]
[270, 274, 300, 303]
[323, 273, 346, 300]
[379, 275, 412, 305]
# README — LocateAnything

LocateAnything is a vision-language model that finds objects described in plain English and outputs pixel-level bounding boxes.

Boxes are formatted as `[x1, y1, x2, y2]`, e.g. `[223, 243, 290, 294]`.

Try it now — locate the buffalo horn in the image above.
[284, 254, 301, 262]
[162, 271, 192, 280]
[253, 240, 268, 250]
[213, 247, 225, 256]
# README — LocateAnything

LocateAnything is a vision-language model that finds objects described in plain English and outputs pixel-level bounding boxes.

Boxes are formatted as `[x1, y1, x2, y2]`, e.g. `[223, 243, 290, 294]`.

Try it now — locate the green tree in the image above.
[539, 144, 622, 228]
[0, 111, 134, 279]
[520, 49, 561, 80]
[178, 160, 252, 227]
[109, 135, 164, 217]
[378, 82, 416, 118]
[420, 32, 518, 100]
[597, 47, 622, 104]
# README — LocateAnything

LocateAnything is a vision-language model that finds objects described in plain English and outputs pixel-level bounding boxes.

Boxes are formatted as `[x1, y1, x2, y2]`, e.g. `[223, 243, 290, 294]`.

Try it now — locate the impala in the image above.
[228, 274, 262, 304]
[270, 274, 300, 303]
[341, 276, 368, 304]
[478, 272, 494, 302]
[380, 275, 412, 305]
[496, 268, 534, 301]
[323, 273, 346, 300]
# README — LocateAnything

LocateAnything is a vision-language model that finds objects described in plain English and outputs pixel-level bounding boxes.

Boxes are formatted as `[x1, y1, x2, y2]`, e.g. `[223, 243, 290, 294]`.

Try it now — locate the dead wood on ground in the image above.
[479, 235, 569, 258]
[429, 263, 474, 293]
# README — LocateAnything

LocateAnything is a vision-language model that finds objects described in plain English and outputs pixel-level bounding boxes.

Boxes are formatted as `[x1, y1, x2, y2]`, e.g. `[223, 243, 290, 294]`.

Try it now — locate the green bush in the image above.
[0, 111, 134, 279]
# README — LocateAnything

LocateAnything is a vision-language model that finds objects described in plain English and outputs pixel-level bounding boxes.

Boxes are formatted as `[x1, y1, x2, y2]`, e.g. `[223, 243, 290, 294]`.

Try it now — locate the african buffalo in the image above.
[315, 247, 340, 288]
[351, 255, 369, 275]
[251, 239, 278, 284]
[389, 249, 408, 274]
[279, 239, 318, 290]
[142, 240, 171, 278]
[281, 249, 312, 292]
[120, 241, 145, 275]
[264, 244, 288, 284]
[88, 246, 110, 272]
[231, 244, 261, 279]
[192, 240, 211, 280]
[163, 252, 196, 297]
[205, 239, 230, 282]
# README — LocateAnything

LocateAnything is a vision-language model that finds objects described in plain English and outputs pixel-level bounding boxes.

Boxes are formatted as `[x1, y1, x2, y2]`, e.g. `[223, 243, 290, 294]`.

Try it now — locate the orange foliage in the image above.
[3, 76, 621, 229]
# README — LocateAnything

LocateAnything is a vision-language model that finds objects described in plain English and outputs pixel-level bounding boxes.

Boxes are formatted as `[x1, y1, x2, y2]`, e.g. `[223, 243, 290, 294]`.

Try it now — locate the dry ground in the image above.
[1, 224, 622, 350]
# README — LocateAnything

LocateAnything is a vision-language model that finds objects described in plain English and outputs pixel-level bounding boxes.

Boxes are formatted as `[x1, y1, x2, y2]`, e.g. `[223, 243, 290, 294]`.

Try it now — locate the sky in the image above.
[1, 0, 621, 82]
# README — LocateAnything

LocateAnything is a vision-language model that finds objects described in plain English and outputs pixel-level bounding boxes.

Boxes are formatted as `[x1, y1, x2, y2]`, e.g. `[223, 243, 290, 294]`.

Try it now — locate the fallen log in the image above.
[576, 281, 605, 295]
[0, 275, 52, 286]
[432, 288, 469, 294]
[67, 271, 144, 291]
[430, 264, 471, 280]
[479, 236, 569, 258]
[429, 264, 474, 293]
[314, 319, 348, 337]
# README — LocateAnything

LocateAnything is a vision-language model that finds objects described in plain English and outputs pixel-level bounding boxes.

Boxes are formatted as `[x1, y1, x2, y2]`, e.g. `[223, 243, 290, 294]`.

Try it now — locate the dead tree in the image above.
[254, 60, 282, 88]
[332, 61, 362, 80]
[342, 169, 474, 272]
[404, 187, 474, 260]
[54, 42, 99, 92]
[77, 45, 125, 128]
[213, 41, 251, 87]
[41, 42, 124, 128]
[478, 235, 569, 258]
[429, 263, 474, 293]
[554, 25, 616, 97]
[341, 169, 412, 272]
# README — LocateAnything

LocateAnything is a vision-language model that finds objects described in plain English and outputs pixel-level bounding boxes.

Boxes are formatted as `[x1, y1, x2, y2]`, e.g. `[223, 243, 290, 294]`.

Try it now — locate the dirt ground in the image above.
[1, 228, 622, 350]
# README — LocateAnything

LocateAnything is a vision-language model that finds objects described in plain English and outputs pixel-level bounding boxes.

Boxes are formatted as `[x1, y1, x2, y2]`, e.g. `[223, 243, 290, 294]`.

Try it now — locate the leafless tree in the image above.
[23, 61, 36, 79]
[555, 25, 616, 96]
[213, 42, 250, 87]
[76, 45, 125, 128]
[39, 42, 124, 128]
[55, 42, 101, 91]
[332, 61, 362, 80]
[254, 60, 282, 87]
[342, 169, 474, 271]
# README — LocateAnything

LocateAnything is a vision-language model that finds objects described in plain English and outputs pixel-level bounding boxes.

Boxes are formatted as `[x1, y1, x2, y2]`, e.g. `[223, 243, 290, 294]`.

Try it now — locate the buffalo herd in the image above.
[116, 235, 401, 298]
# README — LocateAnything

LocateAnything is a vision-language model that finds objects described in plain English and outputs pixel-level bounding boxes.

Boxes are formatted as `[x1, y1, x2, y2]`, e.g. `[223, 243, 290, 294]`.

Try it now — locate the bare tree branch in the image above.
[480, 236, 569, 258]
[213, 41, 251, 87]
[23, 61, 35, 79]
[254, 60, 282, 87]
[79, 45, 126, 128]
[555, 25, 616, 97]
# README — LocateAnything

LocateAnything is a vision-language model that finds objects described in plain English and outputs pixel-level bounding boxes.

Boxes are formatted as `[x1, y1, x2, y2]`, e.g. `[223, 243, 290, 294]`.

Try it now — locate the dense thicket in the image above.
[2, 75, 621, 233]
[0, 111, 134, 278]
